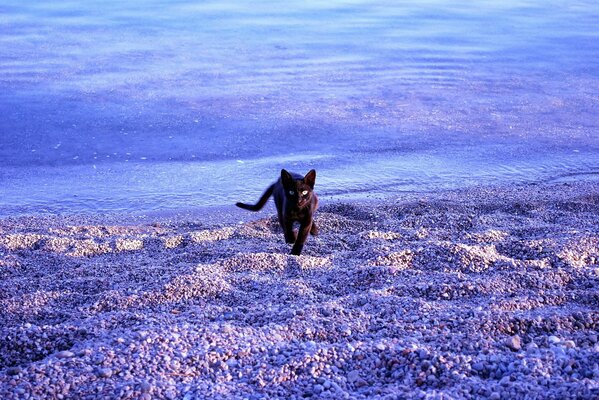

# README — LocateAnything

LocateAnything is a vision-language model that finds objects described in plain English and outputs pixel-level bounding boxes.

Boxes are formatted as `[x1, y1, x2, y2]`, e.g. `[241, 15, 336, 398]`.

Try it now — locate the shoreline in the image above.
[2, 154, 598, 219]
[3, 177, 598, 225]
[1, 181, 598, 399]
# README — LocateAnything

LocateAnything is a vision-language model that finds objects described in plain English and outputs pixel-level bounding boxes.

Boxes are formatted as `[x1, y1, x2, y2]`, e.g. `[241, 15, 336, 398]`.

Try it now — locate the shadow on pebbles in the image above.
[0, 182, 598, 399]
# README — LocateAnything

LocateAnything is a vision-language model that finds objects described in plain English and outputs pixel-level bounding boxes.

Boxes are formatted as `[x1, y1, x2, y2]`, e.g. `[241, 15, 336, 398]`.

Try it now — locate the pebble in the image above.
[548, 336, 561, 345]
[552, 346, 566, 357]
[472, 362, 485, 372]
[355, 378, 368, 388]
[526, 342, 538, 352]
[347, 370, 360, 383]
[93, 354, 106, 365]
[97, 368, 113, 378]
[140, 381, 152, 393]
[339, 325, 352, 337]
[226, 358, 239, 368]
[505, 335, 521, 351]
[78, 349, 92, 357]
[56, 350, 75, 359]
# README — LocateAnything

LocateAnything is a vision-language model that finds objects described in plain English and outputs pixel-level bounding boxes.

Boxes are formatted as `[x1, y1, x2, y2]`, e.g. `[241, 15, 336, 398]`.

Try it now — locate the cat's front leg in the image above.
[282, 221, 296, 243]
[291, 220, 312, 255]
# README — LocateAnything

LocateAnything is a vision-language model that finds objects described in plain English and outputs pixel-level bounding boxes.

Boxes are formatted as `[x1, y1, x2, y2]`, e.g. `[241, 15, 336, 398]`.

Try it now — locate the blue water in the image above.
[1, 0, 598, 216]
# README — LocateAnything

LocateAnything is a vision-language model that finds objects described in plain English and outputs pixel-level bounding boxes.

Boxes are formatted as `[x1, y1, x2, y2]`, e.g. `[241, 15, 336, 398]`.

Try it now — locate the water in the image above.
[1, 0, 598, 217]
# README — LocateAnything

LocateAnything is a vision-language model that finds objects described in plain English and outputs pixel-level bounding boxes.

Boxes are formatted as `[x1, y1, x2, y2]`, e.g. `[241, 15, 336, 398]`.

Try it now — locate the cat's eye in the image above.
[288, 190, 295, 195]
[302, 190, 309, 196]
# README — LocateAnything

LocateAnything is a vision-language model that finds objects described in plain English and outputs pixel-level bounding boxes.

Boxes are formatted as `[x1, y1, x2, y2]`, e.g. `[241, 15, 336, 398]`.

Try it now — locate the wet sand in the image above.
[1, 181, 598, 399]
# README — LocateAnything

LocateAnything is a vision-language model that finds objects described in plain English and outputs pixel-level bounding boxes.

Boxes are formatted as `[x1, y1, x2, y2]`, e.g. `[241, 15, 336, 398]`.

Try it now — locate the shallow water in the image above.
[1, 0, 598, 216]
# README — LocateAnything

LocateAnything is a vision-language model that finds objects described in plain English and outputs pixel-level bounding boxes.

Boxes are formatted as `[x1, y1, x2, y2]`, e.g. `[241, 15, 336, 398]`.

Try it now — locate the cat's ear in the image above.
[281, 169, 294, 188]
[304, 169, 316, 188]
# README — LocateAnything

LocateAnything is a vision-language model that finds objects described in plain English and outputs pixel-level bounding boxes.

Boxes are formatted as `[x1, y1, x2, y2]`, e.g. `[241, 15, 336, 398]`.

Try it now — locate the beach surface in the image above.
[1, 181, 598, 399]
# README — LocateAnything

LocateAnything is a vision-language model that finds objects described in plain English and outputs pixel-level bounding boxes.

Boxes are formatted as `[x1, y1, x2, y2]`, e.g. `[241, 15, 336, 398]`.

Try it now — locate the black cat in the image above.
[236, 169, 319, 255]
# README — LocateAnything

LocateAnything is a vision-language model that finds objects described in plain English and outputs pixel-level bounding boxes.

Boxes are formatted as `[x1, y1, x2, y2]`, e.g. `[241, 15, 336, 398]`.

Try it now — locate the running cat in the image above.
[236, 169, 318, 255]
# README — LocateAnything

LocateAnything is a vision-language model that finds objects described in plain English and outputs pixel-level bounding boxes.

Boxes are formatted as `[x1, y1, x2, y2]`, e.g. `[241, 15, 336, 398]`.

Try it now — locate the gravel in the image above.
[1, 181, 598, 399]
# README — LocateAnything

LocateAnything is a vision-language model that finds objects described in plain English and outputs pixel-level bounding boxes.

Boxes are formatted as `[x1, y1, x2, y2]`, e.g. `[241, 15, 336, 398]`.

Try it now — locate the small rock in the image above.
[552, 346, 566, 357]
[216, 361, 228, 371]
[375, 342, 386, 351]
[313, 384, 324, 394]
[339, 325, 352, 337]
[526, 342, 539, 353]
[93, 354, 106, 365]
[421, 361, 431, 371]
[56, 350, 75, 359]
[347, 370, 360, 383]
[98, 368, 113, 378]
[505, 335, 521, 351]
[78, 349, 92, 357]
[564, 365, 573, 374]
[490, 392, 501, 400]
[223, 312, 234, 320]
[548, 336, 561, 345]
[563, 340, 576, 349]
[330, 381, 343, 393]
[472, 362, 485, 372]
[226, 358, 239, 368]
[426, 374, 436, 385]
[355, 379, 368, 388]
[140, 381, 152, 393]
[6, 367, 21, 376]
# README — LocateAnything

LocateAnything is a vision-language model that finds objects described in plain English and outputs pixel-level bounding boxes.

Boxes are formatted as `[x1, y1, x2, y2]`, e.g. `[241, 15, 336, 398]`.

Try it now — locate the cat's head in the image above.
[281, 169, 316, 207]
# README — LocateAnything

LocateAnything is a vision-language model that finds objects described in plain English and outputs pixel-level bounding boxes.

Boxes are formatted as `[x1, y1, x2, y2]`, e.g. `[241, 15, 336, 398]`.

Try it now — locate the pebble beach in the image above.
[1, 181, 598, 399]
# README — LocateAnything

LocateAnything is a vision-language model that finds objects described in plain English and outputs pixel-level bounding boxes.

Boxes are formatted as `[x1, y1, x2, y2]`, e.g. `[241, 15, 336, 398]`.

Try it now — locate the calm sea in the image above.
[1, 0, 598, 216]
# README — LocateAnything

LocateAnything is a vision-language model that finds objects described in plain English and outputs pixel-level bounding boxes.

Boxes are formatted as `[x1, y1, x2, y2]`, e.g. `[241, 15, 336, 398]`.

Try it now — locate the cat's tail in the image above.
[235, 184, 275, 211]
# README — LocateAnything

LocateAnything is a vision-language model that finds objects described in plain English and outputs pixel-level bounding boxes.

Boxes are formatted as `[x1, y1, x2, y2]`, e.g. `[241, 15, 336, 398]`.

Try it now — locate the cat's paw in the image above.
[290, 246, 302, 256]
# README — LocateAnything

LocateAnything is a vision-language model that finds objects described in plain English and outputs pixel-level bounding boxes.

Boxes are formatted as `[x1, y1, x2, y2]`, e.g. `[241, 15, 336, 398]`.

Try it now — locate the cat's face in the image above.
[281, 169, 316, 208]
[286, 180, 313, 208]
